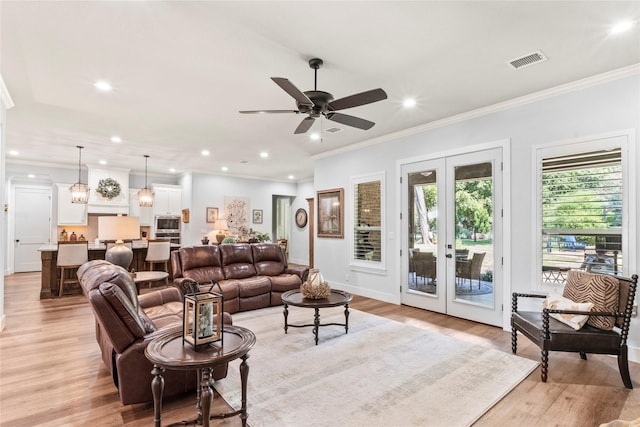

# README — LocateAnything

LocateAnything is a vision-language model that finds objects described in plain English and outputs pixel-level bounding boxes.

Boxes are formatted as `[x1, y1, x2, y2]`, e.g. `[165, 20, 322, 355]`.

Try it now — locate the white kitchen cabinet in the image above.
[153, 185, 182, 216]
[129, 189, 153, 226]
[57, 184, 87, 225]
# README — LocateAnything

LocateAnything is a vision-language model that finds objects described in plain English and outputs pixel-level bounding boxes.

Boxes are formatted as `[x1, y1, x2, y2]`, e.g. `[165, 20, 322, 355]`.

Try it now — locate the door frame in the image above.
[396, 139, 512, 330]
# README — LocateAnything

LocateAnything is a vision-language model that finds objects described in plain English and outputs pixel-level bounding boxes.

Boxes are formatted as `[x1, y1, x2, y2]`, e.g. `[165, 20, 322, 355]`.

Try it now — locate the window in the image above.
[536, 135, 632, 287]
[351, 173, 384, 267]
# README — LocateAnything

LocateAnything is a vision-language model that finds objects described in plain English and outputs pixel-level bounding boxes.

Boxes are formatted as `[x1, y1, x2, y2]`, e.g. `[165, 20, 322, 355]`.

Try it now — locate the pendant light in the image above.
[138, 154, 154, 207]
[69, 145, 90, 204]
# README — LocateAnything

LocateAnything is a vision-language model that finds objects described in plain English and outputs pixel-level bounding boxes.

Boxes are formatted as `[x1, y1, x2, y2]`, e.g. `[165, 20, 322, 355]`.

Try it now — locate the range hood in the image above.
[87, 165, 130, 214]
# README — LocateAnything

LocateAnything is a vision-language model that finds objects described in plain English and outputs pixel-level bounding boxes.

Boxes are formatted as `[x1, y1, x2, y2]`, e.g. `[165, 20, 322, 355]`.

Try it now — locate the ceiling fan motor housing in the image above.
[297, 90, 334, 116]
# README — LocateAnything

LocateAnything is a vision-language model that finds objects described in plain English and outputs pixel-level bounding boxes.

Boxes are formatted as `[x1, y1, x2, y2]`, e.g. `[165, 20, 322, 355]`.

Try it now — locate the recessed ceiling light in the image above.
[288, 175, 294, 180]
[221, 166, 228, 172]
[403, 98, 417, 108]
[28, 174, 36, 179]
[94, 80, 113, 92]
[110, 136, 122, 143]
[610, 20, 635, 35]
[310, 133, 321, 141]
[169, 168, 176, 173]
[259, 152, 269, 159]
[201, 150, 210, 156]
[8, 150, 18, 156]
[99, 160, 107, 165]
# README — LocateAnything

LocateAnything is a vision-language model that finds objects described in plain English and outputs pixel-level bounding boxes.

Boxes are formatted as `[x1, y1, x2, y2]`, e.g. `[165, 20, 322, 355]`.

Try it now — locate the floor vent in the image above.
[507, 50, 547, 70]
[325, 127, 342, 134]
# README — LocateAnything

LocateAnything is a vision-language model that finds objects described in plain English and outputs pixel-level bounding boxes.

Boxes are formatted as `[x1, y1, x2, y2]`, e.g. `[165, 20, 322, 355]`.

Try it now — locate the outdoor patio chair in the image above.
[456, 252, 485, 290]
[414, 252, 436, 285]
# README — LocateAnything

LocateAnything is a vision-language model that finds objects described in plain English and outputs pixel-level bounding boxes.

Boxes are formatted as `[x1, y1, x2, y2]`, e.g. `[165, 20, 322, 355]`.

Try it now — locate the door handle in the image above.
[445, 253, 452, 258]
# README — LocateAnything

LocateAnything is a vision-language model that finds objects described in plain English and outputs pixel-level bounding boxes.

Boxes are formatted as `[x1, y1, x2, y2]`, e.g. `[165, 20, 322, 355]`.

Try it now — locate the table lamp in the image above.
[99, 215, 140, 270]
[214, 219, 228, 244]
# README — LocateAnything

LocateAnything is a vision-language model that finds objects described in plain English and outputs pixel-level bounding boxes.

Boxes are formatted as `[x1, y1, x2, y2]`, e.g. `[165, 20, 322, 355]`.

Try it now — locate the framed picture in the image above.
[206, 207, 219, 223]
[182, 208, 190, 223]
[317, 188, 344, 238]
[252, 209, 263, 224]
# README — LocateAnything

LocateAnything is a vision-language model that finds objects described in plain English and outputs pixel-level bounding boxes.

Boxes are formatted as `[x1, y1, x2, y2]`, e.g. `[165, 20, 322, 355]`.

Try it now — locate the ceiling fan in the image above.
[239, 58, 387, 134]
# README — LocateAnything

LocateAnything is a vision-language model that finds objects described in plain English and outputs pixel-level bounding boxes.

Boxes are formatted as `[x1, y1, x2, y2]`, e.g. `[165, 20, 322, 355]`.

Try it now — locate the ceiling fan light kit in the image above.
[240, 58, 387, 134]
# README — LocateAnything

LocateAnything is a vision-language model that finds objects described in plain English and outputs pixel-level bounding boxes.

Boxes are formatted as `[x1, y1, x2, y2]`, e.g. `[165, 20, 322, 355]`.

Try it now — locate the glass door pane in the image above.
[408, 169, 438, 295]
[452, 162, 494, 306]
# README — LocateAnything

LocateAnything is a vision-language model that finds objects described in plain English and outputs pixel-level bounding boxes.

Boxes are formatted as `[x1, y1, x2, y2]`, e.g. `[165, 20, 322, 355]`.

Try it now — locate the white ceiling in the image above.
[2, 1, 639, 182]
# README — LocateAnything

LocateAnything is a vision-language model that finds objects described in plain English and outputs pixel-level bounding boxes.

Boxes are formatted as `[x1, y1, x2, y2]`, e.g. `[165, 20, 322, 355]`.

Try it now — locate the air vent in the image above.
[507, 50, 547, 70]
[325, 127, 342, 134]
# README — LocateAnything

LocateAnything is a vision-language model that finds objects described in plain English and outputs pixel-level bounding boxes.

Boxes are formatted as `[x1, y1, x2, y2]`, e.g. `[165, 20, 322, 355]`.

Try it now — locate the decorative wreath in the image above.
[96, 178, 121, 199]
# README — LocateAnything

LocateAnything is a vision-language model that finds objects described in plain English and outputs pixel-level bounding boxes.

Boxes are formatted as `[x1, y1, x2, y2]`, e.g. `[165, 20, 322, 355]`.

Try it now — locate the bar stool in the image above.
[57, 241, 89, 297]
[145, 239, 171, 286]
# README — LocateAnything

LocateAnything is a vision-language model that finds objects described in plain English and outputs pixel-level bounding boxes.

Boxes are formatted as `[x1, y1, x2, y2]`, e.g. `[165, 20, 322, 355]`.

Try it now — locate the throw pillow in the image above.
[543, 292, 594, 330]
[563, 269, 619, 330]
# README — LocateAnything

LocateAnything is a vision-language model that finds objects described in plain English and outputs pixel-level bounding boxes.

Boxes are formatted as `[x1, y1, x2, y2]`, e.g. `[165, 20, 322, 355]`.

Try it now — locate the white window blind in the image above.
[541, 148, 622, 282]
[353, 180, 382, 262]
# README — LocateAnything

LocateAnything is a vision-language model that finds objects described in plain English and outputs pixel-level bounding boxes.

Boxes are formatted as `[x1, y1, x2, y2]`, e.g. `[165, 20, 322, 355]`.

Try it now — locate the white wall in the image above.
[314, 73, 640, 358]
[185, 173, 298, 246]
[289, 180, 314, 265]
[1, 74, 15, 331]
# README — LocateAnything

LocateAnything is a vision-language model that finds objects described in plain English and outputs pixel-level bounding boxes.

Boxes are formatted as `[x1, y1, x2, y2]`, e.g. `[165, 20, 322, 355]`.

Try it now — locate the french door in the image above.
[401, 148, 503, 326]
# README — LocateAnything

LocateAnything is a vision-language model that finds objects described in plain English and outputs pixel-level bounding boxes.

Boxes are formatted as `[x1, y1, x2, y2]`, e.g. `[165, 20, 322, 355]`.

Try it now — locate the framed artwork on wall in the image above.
[253, 209, 263, 224]
[206, 207, 219, 223]
[317, 188, 344, 238]
[182, 208, 190, 223]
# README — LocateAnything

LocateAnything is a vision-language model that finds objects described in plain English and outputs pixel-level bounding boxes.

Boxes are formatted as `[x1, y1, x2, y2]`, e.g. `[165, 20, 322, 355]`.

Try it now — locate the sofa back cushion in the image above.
[99, 282, 147, 339]
[178, 246, 225, 282]
[220, 244, 257, 279]
[252, 243, 286, 276]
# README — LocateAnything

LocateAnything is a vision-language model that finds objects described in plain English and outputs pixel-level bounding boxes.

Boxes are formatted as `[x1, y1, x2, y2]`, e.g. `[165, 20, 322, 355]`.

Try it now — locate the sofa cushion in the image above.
[269, 274, 302, 292]
[563, 270, 619, 330]
[252, 243, 286, 276]
[234, 276, 272, 298]
[220, 244, 257, 279]
[179, 246, 225, 282]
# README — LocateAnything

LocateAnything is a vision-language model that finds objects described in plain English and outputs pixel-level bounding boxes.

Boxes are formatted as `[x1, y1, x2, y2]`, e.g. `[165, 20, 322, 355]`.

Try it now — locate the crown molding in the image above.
[313, 63, 640, 160]
[0, 73, 15, 109]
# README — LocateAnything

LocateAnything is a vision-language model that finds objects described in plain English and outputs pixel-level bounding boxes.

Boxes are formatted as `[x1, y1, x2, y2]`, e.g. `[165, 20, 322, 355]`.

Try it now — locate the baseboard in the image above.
[288, 258, 308, 266]
[329, 280, 399, 305]
[628, 344, 640, 364]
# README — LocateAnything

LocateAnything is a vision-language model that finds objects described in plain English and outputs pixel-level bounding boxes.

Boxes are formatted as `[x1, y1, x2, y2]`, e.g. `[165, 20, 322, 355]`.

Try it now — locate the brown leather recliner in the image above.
[78, 260, 232, 405]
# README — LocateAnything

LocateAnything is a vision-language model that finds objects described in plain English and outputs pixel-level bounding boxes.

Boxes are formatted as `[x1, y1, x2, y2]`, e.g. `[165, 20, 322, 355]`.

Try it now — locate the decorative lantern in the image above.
[182, 280, 224, 349]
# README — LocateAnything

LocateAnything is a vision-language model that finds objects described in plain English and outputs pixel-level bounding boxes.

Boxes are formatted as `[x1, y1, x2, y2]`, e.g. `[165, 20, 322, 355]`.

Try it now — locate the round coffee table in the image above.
[281, 289, 352, 345]
[145, 325, 256, 427]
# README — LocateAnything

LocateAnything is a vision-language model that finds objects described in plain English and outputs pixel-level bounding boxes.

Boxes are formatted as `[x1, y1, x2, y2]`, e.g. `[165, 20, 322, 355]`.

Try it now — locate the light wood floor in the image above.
[1, 272, 639, 426]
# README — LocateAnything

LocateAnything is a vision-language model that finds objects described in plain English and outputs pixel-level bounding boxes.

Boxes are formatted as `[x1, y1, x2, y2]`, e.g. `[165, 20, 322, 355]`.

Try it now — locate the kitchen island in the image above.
[39, 241, 179, 299]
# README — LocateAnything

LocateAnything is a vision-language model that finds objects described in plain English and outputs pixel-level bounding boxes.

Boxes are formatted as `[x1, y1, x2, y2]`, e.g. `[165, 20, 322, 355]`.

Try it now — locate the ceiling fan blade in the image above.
[271, 77, 314, 107]
[326, 112, 375, 130]
[328, 88, 387, 111]
[239, 110, 299, 114]
[294, 117, 315, 134]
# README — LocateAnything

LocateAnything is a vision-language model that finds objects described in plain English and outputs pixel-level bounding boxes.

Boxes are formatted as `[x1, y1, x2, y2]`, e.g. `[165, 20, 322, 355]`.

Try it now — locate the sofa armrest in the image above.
[286, 265, 309, 282]
[138, 287, 183, 309]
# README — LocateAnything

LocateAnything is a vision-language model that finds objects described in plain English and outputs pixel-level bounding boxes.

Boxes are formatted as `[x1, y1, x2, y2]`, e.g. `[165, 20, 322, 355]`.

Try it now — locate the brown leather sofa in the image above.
[171, 243, 308, 313]
[78, 260, 232, 405]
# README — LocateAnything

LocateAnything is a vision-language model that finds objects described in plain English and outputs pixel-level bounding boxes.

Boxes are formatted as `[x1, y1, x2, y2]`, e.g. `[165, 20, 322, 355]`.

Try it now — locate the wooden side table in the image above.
[145, 326, 256, 427]
[132, 271, 169, 294]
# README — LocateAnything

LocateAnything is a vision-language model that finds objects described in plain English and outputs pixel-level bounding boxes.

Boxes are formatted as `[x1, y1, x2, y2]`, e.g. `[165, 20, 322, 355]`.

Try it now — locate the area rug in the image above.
[214, 306, 538, 427]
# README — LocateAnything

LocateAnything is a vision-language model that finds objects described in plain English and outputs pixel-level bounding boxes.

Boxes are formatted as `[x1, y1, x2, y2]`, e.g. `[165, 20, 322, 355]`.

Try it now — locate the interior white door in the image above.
[401, 148, 503, 326]
[14, 186, 51, 272]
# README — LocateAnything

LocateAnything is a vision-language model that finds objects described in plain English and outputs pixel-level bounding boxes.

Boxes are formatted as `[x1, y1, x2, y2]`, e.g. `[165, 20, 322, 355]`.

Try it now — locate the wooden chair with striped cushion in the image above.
[511, 270, 638, 388]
